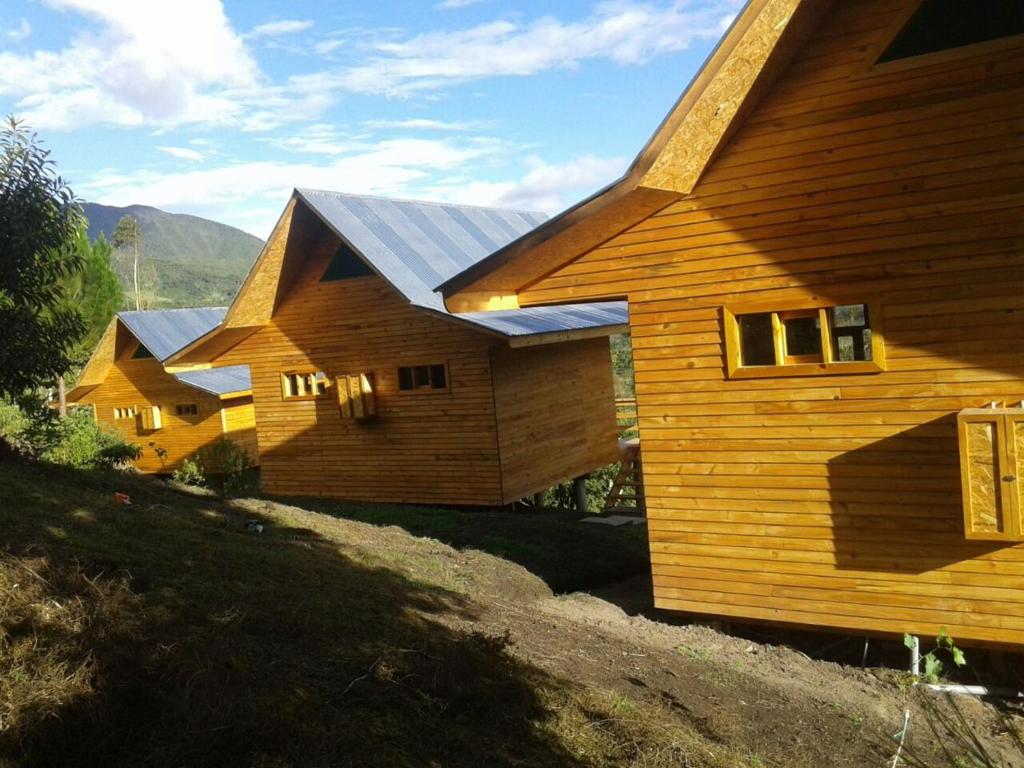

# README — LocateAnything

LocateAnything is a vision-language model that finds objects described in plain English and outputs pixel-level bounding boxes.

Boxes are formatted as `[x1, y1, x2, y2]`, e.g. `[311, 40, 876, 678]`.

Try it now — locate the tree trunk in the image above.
[57, 374, 67, 417]
[133, 240, 141, 311]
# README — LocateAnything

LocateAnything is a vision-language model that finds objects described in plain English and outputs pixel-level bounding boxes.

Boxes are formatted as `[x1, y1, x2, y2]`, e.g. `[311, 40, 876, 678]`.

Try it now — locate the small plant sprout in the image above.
[903, 627, 967, 684]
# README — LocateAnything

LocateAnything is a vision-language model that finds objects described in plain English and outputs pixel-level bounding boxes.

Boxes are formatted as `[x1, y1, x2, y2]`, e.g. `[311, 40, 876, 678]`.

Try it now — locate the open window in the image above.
[878, 0, 1024, 64]
[958, 407, 1024, 542]
[337, 373, 376, 419]
[281, 371, 330, 400]
[723, 299, 885, 379]
[397, 362, 449, 393]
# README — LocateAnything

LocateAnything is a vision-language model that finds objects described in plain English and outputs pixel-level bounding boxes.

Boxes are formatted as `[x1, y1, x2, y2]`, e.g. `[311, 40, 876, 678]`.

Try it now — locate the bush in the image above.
[171, 458, 205, 487]
[33, 408, 141, 469]
[0, 397, 30, 444]
[542, 461, 621, 513]
[178, 438, 257, 497]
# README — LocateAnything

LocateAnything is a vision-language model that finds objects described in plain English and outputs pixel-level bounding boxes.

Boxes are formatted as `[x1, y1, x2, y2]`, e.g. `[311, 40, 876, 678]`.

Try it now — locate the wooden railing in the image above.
[615, 397, 638, 438]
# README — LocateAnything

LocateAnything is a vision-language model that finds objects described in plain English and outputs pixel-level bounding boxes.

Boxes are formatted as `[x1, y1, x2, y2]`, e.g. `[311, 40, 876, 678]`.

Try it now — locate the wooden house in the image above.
[168, 189, 627, 506]
[68, 308, 258, 473]
[440, 0, 1024, 646]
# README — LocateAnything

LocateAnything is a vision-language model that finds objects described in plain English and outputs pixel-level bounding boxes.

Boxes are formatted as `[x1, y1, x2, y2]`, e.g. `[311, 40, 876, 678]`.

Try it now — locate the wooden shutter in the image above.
[140, 405, 162, 431]
[337, 373, 376, 420]
[957, 409, 1024, 541]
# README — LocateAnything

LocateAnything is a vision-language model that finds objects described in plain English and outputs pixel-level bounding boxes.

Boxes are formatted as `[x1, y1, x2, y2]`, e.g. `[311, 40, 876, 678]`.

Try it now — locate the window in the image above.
[958, 407, 1024, 542]
[131, 344, 154, 359]
[397, 363, 448, 393]
[113, 406, 137, 419]
[321, 241, 375, 282]
[281, 371, 330, 400]
[723, 300, 885, 379]
[877, 0, 1024, 64]
[175, 403, 199, 417]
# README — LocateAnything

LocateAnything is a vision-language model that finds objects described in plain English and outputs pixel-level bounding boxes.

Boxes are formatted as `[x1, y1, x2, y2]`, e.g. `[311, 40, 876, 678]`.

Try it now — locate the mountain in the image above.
[82, 202, 264, 309]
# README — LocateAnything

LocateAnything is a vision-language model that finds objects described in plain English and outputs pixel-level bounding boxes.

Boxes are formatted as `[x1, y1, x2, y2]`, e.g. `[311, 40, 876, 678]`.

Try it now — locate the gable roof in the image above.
[173, 364, 252, 398]
[120, 307, 227, 362]
[297, 188, 547, 314]
[439, 0, 831, 307]
[168, 190, 629, 364]
[69, 307, 232, 400]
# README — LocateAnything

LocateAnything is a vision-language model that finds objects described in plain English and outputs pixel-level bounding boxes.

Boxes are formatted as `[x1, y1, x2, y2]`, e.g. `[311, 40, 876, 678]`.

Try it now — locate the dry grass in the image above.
[0, 458, 728, 768]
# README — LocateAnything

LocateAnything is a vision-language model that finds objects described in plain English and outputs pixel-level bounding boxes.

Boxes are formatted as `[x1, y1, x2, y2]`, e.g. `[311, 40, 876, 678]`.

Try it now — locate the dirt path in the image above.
[239, 498, 1024, 767]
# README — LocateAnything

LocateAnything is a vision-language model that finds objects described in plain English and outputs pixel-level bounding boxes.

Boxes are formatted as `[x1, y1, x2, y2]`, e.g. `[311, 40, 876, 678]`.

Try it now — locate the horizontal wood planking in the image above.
[517, 0, 1024, 644]
[218, 216, 620, 506]
[491, 338, 620, 501]
[77, 356, 247, 473]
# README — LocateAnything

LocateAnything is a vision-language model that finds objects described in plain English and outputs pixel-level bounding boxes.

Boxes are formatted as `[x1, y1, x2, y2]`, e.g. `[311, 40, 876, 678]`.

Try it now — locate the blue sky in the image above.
[0, 0, 739, 237]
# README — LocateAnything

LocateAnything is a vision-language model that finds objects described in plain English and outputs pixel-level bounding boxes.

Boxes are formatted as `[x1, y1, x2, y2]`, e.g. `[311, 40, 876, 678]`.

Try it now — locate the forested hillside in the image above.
[82, 203, 263, 308]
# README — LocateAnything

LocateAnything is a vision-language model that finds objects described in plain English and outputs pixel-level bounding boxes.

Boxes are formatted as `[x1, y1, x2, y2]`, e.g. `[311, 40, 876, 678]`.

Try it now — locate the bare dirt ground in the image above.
[241, 496, 1024, 768]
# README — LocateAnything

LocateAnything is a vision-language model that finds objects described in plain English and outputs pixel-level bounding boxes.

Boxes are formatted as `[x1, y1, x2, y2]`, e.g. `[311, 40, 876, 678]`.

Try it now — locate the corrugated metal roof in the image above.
[296, 188, 547, 313]
[294, 189, 627, 336]
[119, 307, 227, 361]
[174, 364, 252, 397]
[456, 301, 629, 337]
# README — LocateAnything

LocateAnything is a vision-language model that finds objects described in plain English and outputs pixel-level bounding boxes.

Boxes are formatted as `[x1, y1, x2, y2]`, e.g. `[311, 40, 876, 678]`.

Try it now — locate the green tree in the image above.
[0, 116, 85, 396]
[112, 214, 145, 310]
[54, 230, 125, 413]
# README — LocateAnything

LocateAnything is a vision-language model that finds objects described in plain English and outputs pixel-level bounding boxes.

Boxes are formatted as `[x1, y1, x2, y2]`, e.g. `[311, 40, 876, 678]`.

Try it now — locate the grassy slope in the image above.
[0, 459, 678, 768]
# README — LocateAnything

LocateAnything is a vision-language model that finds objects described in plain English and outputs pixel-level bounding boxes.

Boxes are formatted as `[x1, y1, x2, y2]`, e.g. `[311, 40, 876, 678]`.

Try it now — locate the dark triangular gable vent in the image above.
[131, 343, 155, 359]
[321, 240, 375, 282]
[878, 0, 1024, 63]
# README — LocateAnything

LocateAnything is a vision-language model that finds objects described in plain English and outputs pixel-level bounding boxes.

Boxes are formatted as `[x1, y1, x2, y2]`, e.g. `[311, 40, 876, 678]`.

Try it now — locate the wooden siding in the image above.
[77, 357, 233, 473]
[517, 0, 1024, 645]
[219, 225, 508, 506]
[221, 397, 259, 463]
[491, 338, 620, 502]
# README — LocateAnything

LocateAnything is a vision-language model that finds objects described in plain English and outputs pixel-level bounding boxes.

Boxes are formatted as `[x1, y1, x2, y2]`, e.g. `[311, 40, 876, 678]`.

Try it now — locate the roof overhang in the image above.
[440, 0, 831, 311]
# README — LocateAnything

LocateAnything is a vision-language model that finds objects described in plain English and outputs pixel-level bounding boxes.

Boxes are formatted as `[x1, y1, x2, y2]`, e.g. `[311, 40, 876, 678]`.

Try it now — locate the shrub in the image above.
[542, 461, 621, 513]
[0, 397, 30, 444]
[171, 458, 205, 487]
[33, 408, 141, 469]
[183, 438, 257, 497]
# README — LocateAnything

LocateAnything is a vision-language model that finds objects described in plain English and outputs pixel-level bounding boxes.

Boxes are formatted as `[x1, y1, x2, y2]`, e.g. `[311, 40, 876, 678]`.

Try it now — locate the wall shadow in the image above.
[0, 457, 593, 768]
[829, 415, 1009, 575]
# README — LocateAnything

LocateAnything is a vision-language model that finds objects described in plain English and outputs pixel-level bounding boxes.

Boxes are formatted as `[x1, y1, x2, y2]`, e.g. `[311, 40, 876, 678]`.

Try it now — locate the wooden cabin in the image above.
[168, 190, 627, 506]
[68, 308, 258, 473]
[441, 0, 1024, 646]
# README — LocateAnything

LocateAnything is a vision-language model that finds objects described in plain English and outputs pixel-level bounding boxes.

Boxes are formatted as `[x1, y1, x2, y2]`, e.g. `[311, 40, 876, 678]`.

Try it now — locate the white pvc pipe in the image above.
[927, 683, 1024, 698]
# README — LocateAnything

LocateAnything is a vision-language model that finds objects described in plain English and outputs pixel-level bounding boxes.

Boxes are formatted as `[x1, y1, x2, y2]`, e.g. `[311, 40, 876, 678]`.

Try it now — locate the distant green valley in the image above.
[82, 203, 264, 309]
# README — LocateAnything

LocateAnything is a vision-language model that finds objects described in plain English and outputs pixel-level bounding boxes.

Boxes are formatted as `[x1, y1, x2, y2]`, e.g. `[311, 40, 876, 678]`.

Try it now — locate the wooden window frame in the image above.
[281, 370, 331, 401]
[958, 407, 1024, 542]
[853, 0, 1024, 79]
[723, 297, 886, 380]
[396, 361, 450, 395]
[175, 403, 199, 417]
[113, 406, 138, 420]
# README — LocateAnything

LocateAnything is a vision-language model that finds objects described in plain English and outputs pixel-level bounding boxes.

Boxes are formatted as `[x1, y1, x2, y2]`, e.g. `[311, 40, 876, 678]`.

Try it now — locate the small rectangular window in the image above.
[397, 362, 449, 393]
[281, 370, 331, 400]
[723, 300, 885, 379]
[175, 403, 199, 417]
[113, 406, 137, 419]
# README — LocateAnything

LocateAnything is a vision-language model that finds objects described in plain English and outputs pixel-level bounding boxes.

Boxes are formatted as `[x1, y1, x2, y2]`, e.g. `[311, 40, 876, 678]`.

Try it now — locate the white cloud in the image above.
[363, 117, 488, 131]
[158, 146, 204, 162]
[6, 18, 31, 41]
[246, 19, 313, 39]
[0, 0, 258, 130]
[426, 154, 627, 213]
[325, 1, 741, 96]
[435, 0, 485, 9]
[75, 135, 524, 236]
